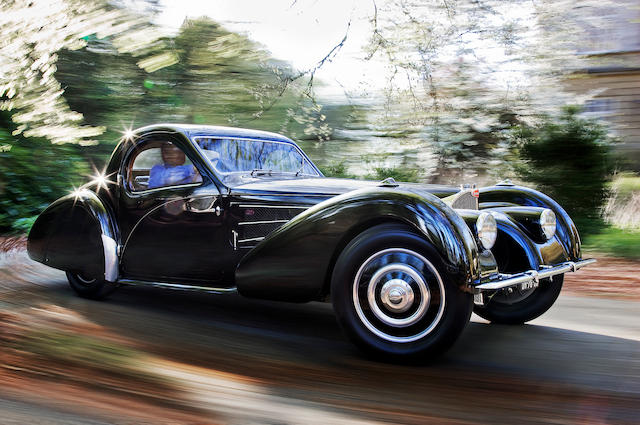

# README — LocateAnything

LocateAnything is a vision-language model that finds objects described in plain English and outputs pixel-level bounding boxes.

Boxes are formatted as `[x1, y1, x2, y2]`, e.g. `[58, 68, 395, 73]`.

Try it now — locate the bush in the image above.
[513, 106, 613, 235]
[318, 162, 357, 179]
[367, 167, 420, 183]
[11, 216, 38, 233]
[0, 113, 90, 233]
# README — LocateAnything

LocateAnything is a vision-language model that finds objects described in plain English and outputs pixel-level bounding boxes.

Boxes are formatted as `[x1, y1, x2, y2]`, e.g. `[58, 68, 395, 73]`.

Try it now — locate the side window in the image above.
[127, 141, 202, 192]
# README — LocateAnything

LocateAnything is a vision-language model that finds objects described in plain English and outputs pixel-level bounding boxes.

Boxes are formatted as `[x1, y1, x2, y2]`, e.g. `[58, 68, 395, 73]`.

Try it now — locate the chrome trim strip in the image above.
[101, 235, 119, 282]
[118, 279, 237, 294]
[237, 219, 290, 225]
[237, 236, 265, 243]
[474, 259, 596, 291]
[234, 204, 309, 209]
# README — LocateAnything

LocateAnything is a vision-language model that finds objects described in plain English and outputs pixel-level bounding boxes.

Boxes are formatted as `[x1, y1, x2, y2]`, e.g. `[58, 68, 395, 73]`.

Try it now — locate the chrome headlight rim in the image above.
[476, 212, 497, 250]
[540, 209, 556, 240]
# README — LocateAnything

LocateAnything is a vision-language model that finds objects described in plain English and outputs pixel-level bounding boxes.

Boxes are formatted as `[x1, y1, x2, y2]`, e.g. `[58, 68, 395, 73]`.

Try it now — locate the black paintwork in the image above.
[28, 189, 117, 279]
[27, 124, 585, 302]
[235, 187, 479, 301]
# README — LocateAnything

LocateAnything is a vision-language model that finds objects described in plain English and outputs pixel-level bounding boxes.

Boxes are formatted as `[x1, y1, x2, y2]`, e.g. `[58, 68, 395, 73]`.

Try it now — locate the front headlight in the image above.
[476, 212, 497, 250]
[540, 209, 556, 240]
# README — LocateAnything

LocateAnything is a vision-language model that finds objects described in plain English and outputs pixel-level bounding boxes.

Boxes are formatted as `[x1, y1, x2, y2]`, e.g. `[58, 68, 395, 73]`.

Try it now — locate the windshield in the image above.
[195, 137, 318, 178]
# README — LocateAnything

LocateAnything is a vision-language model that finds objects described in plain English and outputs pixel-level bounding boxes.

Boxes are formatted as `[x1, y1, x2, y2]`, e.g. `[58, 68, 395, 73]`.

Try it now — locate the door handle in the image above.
[185, 196, 221, 215]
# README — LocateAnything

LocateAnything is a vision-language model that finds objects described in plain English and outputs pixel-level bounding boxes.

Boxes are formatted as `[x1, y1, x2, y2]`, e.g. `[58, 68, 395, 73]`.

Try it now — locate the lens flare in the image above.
[87, 165, 115, 193]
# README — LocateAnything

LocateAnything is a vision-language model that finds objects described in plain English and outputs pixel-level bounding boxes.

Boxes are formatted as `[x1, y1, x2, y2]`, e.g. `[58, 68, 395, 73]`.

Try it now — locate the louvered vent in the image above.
[237, 205, 308, 246]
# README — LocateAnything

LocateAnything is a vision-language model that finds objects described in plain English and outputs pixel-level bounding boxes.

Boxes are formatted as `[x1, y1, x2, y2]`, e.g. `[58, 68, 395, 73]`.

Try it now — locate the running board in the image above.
[118, 279, 237, 294]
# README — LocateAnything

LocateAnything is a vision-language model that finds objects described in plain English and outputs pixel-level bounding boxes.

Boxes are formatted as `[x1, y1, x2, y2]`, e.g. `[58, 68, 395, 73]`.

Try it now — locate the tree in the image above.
[350, 0, 609, 183]
[0, 0, 167, 145]
[513, 106, 613, 234]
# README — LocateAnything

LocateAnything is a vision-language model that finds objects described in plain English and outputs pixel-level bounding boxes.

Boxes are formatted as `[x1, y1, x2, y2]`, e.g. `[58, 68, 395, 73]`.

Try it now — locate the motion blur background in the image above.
[1, 2, 640, 424]
[1, 0, 639, 246]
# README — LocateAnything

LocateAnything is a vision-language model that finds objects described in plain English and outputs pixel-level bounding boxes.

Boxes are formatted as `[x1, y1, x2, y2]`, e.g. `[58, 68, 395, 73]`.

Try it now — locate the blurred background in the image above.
[1, 0, 639, 245]
[1, 1, 639, 423]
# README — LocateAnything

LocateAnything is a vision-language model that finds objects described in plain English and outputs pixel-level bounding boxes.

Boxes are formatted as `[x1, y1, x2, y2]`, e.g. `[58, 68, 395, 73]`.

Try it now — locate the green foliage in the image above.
[0, 0, 161, 145]
[1, 15, 360, 234]
[0, 112, 89, 233]
[318, 162, 357, 179]
[513, 106, 613, 234]
[367, 167, 420, 183]
[55, 17, 344, 152]
[11, 216, 37, 234]
[610, 174, 640, 202]
[582, 226, 640, 259]
[319, 161, 421, 183]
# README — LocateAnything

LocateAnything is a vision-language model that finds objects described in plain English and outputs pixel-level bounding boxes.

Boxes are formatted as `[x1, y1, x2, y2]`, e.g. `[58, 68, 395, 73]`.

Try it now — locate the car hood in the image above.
[229, 177, 459, 199]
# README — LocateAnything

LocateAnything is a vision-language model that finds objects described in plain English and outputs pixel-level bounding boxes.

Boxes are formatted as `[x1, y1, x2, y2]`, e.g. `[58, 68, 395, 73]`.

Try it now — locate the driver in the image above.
[148, 142, 200, 189]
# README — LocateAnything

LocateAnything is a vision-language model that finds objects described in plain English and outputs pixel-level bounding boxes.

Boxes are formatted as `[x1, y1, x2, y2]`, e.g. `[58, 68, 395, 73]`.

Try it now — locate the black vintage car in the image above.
[27, 124, 594, 359]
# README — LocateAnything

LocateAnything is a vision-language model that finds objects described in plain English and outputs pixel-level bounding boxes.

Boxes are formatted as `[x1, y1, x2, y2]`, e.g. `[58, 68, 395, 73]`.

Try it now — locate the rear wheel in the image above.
[66, 271, 118, 300]
[331, 224, 473, 361]
[473, 274, 563, 324]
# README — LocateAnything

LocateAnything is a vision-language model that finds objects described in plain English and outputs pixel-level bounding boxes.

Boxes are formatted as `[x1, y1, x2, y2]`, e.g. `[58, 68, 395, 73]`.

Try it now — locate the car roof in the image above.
[133, 123, 293, 143]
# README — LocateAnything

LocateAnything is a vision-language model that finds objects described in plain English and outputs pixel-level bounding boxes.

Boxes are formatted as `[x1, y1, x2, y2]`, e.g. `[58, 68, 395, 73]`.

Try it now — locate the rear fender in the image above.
[27, 189, 119, 282]
[235, 187, 479, 302]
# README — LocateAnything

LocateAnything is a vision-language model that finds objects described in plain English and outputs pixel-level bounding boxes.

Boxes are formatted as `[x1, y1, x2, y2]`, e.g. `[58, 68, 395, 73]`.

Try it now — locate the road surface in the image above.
[0, 253, 638, 424]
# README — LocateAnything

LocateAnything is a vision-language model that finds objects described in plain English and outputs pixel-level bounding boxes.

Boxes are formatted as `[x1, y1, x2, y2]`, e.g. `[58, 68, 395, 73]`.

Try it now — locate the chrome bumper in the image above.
[474, 258, 596, 292]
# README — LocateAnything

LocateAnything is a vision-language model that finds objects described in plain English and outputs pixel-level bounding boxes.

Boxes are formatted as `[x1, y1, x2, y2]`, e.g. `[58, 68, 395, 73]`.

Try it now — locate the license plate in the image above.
[521, 280, 538, 291]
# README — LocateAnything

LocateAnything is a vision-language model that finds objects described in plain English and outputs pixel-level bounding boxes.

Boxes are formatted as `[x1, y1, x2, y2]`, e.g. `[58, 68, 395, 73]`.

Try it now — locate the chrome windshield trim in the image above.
[474, 259, 596, 291]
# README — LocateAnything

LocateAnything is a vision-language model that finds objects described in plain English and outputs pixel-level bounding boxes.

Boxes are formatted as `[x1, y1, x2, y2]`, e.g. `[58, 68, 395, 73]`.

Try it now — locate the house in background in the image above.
[563, 2, 640, 169]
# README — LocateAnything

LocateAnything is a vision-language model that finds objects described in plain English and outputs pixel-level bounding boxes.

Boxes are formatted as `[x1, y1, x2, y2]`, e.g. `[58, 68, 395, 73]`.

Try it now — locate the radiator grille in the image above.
[450, 191, 478, 210]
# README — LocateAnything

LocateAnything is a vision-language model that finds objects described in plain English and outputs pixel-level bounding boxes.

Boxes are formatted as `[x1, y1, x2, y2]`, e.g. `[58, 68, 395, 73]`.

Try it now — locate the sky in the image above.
[156, 0, 390, 100]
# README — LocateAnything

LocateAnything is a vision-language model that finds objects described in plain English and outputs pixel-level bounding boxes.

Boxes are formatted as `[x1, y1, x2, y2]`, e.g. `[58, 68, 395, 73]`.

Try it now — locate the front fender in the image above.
[479, 185, 581, 260]
[27, 189, 119, 282]
[235, 187, 479, 302]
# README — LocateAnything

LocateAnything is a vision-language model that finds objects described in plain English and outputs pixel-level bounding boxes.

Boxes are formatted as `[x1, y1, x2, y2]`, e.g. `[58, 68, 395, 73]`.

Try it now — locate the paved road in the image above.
[1, 255, 639, 424]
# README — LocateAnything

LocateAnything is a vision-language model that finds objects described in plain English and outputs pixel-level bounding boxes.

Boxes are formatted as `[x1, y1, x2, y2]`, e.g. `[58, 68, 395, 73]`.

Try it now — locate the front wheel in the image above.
[331, 224, 473, 361]
[66, 271, 118, 300]
[473, 274, 563, 324]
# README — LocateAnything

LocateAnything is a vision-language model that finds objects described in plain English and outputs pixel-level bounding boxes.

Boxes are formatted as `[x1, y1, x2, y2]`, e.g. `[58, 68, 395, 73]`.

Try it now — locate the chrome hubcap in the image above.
[353, 248, 445, 343]
[381, 279, 414, 312]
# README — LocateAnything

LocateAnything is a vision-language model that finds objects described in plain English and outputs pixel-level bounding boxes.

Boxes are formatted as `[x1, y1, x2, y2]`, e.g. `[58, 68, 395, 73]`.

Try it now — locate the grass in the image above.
[582, 226, 640, 260]
[611, 174, 640, 200]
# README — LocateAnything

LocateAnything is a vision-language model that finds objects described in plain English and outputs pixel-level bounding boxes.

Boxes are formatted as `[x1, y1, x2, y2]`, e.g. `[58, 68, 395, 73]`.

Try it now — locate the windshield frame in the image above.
[191, 135, 322, 184]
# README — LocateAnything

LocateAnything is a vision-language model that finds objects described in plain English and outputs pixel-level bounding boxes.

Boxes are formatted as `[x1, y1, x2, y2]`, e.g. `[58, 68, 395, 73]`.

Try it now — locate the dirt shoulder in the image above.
[563, 254, 640, 301]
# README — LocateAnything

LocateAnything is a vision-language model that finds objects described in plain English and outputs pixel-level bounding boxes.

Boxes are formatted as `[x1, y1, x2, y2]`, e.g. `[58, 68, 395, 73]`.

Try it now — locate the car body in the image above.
[27, 124, 594, 359]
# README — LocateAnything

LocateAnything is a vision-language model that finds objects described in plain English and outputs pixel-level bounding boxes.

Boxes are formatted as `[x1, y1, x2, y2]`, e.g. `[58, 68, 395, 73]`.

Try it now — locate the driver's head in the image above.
[161, 142, 186, 166]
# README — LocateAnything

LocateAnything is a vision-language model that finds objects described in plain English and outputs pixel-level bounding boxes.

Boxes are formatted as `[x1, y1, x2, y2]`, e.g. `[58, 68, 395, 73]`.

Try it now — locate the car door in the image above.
[117, 134, 232, 285]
